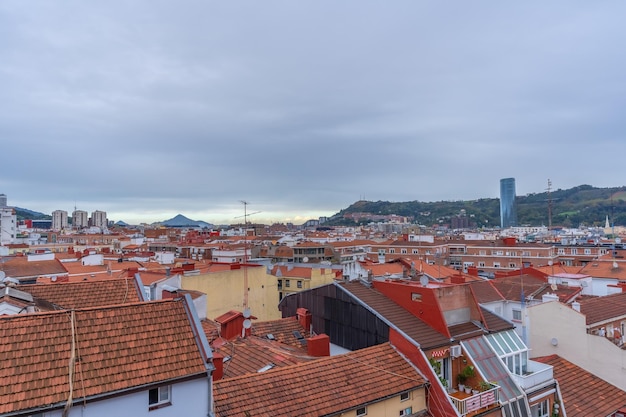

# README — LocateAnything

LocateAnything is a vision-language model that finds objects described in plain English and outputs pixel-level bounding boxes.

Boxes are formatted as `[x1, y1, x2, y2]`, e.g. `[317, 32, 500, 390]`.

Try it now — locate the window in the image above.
[297, 280, 302, 289]
[400, 391, 410, 401]
[531, 399, 549, 417]
[277, 279, 282, 290]
[356, 406, 367, 416]
[512, 309, 522, 321]
[412, 249, 419, 254]
[522, 251, 531, 257]
[411, 293, 422, 302]
[508, 263, 516, 268]
[149, 385, 171, 409]
[285, 280, 290, 288]
[399, 407, 413, 416]
[571, 248, 577, 255]
[478, 262, 486, 268]
[389, 249, 395, 254]
[479, 250, 486, 256]
[401, 249, 407, 254]
[493, 262, 500, 268]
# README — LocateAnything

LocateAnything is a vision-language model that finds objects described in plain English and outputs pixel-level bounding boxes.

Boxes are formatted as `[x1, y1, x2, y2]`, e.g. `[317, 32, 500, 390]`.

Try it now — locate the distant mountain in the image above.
[328, 184, 626, 228]
[158, 214, 213, 228]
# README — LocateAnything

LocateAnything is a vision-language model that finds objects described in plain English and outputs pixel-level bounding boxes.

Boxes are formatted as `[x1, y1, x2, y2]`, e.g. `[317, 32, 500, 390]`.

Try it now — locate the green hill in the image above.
[329, 184, 626, 228]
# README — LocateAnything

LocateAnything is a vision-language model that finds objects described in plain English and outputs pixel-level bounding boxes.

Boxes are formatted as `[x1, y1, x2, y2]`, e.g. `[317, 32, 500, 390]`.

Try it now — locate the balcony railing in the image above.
[510, 360, 553, 390]
[450, 385, 500, 416]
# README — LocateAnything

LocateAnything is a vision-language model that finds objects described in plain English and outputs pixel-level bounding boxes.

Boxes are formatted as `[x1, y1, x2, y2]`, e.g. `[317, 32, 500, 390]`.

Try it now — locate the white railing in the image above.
[510, 360, 553, 390]
[450, 385, 500, 416]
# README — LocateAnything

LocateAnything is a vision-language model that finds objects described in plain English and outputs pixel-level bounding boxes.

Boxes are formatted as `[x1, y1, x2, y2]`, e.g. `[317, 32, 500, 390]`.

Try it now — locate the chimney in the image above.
[307, 334, 330, 357]
[467, 266, 478, 276]
[297, 308, 312, 334]
[451, 275, 466, 284]
[572, 301, 581, 312]
[212, 352, 224, 381]
[541, 293, 559, 303]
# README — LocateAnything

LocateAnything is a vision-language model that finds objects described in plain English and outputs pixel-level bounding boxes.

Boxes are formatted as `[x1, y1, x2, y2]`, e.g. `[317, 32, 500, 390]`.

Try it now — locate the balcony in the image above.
[510, 360, 553, 390]
[450, 384, 500, 416]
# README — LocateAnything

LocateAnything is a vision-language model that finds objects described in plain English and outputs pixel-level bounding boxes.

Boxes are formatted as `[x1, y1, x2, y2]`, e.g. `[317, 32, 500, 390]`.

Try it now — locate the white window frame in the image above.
[531, 399, 549, 417]
[399, 406, 413, 416]
[356, 406, 367, 416]
[149, 385, 171, 409]
[400, 391, 410, 402]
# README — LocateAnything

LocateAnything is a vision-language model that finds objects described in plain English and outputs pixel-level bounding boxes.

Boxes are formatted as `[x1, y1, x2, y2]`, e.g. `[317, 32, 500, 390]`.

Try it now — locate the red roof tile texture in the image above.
[535, 354, 626, 416]
[17, 279, 142, 310]
[0, 299, 208, 415]
[578, 291, 626, 325]
[213, 343, 427, 417]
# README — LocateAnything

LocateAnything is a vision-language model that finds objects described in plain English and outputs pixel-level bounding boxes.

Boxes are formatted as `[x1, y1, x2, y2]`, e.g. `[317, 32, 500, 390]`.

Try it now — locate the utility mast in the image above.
[237, 201, 261, 310]
[546, 179, 553, 231]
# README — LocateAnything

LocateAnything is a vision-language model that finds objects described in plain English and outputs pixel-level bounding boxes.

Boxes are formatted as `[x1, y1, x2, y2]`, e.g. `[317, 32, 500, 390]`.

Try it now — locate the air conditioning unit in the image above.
[450, 345, 462, 358]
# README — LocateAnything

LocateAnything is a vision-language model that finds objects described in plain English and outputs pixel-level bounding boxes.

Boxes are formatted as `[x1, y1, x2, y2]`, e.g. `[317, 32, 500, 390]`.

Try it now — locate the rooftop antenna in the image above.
[237, 200, 260, 310]
[546, 179, 553, 231]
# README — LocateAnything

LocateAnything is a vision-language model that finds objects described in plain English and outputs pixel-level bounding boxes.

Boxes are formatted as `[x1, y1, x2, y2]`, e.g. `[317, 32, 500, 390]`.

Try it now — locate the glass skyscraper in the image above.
[500, 178, 518, 228]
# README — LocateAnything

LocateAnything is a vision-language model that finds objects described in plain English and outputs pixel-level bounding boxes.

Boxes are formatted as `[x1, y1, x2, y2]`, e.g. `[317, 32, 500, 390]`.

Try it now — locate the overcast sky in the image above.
[2, 2, 626, 225]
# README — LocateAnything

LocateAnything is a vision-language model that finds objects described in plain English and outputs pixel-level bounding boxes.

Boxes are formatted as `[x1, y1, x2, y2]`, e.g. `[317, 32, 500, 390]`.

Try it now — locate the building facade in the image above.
[0, 207, 16, 245]
[72, 209, 89, 229]
[90, 210, 107, 229]
[500, 177, 518, 228]
[51, 210, 68, 231]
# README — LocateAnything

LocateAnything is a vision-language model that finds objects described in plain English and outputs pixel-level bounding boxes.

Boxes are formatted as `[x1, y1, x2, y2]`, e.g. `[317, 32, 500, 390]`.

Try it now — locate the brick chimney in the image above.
[212, 352, 224, 381]
[451, 275, 466, 284]
[307, 334, 330, 357]
[297, 308, 312, 334]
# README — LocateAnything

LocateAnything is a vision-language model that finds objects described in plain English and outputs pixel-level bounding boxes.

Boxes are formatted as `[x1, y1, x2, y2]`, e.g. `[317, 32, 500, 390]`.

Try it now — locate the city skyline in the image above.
[3, 2, 626, 225]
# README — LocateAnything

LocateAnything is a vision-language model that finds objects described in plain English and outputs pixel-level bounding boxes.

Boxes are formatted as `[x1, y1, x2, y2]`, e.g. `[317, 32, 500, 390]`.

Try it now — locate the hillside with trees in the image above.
[328, 185, 626, 228]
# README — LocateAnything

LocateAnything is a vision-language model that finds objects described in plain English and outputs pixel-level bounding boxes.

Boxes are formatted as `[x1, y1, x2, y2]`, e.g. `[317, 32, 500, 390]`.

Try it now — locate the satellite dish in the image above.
[420, 275, 429, 287]
[243, 307, 251, 318]
[51, 276, 57, 282]
[243, 319, 252, 329]
[302, 256, 309, 263]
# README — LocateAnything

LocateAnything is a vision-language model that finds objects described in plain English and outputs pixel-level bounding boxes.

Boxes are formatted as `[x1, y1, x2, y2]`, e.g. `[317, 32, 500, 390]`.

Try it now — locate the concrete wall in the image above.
[527, 301, 626, 391]
[182, 266, 281, 321]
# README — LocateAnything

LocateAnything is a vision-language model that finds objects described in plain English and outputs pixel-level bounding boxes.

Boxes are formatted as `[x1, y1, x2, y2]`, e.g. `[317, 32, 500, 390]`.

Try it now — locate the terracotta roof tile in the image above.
[535, 354, 626, 416]
[577, 291, 626, 325]
[213, 343, 427, 417]
[215, 336, 315, 378]
[17, 279, 143, 310]
[0, 257, 68, 282]
[0, 299, 209, 414]
[251, 316, 310, 349]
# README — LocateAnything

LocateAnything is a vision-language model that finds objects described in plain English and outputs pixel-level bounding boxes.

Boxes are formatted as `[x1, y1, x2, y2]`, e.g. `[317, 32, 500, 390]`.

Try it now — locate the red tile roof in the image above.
[215, 336, 316, 378]
[577, 291, 626, 325]
[251, 316, 310, 349]
[534, 354, 626, 416]
[17, 278, 143, 310]
[0, 257, 68, 282]
[0, 299, 210, 415]
[338, 281, 450, 349]
[213, 343, 427, 417]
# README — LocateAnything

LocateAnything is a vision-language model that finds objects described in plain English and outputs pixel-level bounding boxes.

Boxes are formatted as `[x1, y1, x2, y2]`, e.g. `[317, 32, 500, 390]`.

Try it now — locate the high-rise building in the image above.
[90, 210, 108, 230]
[52, 210, 68, 231]
[0, 207, 16, 245]
[0, 194, 6, 207]
[500, 178, 518, 228]
[72, 210, 89, 229]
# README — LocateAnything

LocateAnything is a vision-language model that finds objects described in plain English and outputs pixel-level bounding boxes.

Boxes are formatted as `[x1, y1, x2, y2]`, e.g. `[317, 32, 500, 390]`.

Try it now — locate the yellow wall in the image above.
[338, 388, 426, 417]
[279, 267, 337, 296]
[181, 266, 281, 321]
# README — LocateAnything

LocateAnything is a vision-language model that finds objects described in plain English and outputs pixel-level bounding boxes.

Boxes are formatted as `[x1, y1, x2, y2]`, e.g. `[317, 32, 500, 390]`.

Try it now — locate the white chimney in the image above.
[541, 293, 559, 303]
[572, 301, 581, 312]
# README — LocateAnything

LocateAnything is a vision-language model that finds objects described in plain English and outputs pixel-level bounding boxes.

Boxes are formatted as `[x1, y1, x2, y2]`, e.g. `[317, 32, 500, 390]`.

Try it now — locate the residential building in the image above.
[534, 355, 626, 416]
[272, 263, 339, 301]
[0, 193, 6, 207]
[500, 177, 518, 228]
[51, 209, 68, 231]
[213, 343, 428, 417]
[90, 210, 108, 229]
[72, 209, 89, 229]
[280, 280, 564, 417]
[0, 207, 16, 245]
[0, 297, 214, 416]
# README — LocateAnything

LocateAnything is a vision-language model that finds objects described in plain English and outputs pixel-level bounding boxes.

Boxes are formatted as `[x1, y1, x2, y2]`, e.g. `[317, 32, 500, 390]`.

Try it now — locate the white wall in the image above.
[37, 378, 210, 417]
[527, 301, 626, 391]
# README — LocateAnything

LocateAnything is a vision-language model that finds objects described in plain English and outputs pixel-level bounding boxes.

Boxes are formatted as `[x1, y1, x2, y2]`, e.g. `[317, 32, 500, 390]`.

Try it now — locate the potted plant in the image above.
[478, 381, 492, 392]
[457, 365, 475, 394]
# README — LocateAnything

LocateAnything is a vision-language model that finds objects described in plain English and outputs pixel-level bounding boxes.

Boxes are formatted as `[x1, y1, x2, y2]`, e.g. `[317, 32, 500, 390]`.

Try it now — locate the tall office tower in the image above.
[90, 210, 108, 229]
[0, 194, 6, 207]
[500, 178, 518, 228]
[72, 210, 89, 229]
[51, 210, 68, 231]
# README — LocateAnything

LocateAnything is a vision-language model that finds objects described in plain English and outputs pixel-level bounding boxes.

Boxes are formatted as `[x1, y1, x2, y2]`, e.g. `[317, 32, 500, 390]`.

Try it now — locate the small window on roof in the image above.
[411, 293, 422, 302]
[356, 406, 367, 416]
